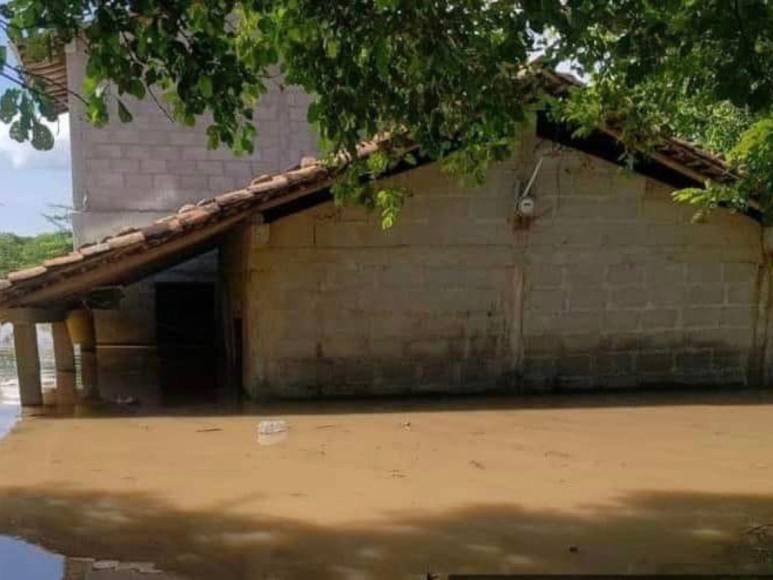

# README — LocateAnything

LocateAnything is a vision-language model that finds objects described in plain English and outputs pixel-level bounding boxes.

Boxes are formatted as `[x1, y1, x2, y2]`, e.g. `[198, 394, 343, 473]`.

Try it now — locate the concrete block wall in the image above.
[237, 134, 766, 398]
[240, 161, 529, 398]
[520, 144, 764, 390]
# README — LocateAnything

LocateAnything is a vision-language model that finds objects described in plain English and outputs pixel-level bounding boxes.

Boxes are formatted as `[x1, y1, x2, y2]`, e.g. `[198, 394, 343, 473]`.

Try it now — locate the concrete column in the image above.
[66, 309, 99, 399]
[12, 322, 42, 406]
[52, 321, 77, 405]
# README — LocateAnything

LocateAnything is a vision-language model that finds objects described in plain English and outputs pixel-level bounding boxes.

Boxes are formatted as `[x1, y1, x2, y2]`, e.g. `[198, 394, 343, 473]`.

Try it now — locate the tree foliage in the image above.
[0, 230, 72, 276]
[1, 1, 773, 222]
[542, 1, 773, 221]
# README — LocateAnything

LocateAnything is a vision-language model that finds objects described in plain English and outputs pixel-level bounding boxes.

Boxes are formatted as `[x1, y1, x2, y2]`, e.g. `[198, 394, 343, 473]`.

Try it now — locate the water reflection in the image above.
[0, 324, 59, 438]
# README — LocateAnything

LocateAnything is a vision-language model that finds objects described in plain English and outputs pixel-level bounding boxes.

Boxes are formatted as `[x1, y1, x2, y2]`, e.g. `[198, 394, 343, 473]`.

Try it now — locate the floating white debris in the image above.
[258, 419, 287, 435]
[257, 419, 288, 446]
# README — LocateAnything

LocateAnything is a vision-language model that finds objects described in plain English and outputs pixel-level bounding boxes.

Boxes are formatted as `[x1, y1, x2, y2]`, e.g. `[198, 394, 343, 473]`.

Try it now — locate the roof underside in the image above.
[13, 42, 69, 115]
[0, 69, 742, 316]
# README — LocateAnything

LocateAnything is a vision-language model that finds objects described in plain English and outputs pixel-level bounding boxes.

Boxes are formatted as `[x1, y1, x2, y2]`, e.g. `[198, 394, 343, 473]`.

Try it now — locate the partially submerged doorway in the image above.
[155, 282, 217, 404]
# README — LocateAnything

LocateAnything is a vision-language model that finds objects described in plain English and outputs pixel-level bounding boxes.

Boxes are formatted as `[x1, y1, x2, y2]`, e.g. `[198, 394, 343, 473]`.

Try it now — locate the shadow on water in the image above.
[0, 488, 771, 578]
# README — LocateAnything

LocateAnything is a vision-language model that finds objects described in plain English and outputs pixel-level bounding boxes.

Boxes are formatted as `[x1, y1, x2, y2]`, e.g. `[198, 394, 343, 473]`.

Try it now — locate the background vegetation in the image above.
[0, 230, 72, 276]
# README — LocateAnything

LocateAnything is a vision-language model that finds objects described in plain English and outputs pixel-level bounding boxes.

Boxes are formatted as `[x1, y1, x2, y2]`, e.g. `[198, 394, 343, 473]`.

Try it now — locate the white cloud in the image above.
[0, 113, 70, 171]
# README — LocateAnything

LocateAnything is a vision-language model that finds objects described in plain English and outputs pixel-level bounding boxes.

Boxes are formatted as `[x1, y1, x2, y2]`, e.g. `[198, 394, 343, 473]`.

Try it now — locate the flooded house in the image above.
[0, 42, 769, 404]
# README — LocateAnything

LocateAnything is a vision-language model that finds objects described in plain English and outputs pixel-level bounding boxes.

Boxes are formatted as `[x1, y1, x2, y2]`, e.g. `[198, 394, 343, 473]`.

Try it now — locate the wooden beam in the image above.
[0, 307, 67, 324]
[12, 322, 42, 406]
[52, 321, 77, 406]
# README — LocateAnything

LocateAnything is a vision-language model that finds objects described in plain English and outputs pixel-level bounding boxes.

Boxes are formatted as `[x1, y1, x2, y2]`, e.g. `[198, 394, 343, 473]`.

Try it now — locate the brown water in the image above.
[1, 328, 773, 578]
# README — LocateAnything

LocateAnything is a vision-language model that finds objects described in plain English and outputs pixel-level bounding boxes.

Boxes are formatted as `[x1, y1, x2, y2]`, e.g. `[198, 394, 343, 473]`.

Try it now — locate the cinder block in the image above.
[558, 354, 592, 375]
[721, 305, 755, 328]
[607, 263, 643, 285]
[638, 352, 674, 373]
[125, 174, 153, 190]
[529, 264, 563, 288]
[197, 160, 225, 175]
[140, 159, 167, 174]
[640, 330, 684, 350]
[558, 311, 603, 334]
[595, 352, 634, 375]
[555, 197, 600, 219]
[276, 338, 318, 358]
[687, 328, 753, 350]
[724, 263, 759, 285]
[110, 159, 140, 173]
[408, 339, 448, 357]
[523, 356, 556, 380]
[603, 310, 641, 333]
[641, 198, 680, 224]
[676, 350, 713, 372]
[601, 223, 647, 246]
[726, 283, 756, 305]
[648, 284, 686, 307]
[524, 334, 562, 355]
[600, 332, 641, 352]
[644, 263, 686, 286]
[609, 286, 648, 308]
[564, 263, 605, 287]
[561, 332, 602, 353]
[683, 307, 722, 328]
[527, 288, 566, 313]
[423, 267, 466, 290]
[687, 263, 723, 283]
[569, 286, 606, 311]
[379, 360, 419, 385]
[320, 336, 368, 358]
[641, 309, 679, 330]
[688, 284, 725, 306]
[595, 199, 638, 220]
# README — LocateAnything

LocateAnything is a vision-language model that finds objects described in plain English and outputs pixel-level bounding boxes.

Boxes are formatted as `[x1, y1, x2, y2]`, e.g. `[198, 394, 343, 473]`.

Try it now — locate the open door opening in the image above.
[155, 282, 217, 405]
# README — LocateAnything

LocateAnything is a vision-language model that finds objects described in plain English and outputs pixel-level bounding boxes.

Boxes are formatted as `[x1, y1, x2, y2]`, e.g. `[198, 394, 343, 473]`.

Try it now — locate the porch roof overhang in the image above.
[0, 69, 742, 318]
[0, 138, 402, 316]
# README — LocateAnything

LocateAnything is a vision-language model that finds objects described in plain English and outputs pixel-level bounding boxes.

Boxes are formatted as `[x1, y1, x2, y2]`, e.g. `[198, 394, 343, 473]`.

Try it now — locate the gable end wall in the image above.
[233, 134, 765, 398]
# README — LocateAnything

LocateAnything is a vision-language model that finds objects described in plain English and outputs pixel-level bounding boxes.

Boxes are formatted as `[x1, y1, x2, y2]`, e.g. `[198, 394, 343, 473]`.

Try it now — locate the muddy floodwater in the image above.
[1, 335, 773, 577]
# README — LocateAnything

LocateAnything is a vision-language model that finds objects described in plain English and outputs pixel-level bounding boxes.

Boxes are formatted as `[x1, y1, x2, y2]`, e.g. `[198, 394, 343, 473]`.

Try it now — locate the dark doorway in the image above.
[155, 282, 217, 405]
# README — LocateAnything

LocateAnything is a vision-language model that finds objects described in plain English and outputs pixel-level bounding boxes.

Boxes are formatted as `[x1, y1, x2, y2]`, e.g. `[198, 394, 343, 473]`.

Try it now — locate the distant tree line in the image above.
[0, 231, 72, 277]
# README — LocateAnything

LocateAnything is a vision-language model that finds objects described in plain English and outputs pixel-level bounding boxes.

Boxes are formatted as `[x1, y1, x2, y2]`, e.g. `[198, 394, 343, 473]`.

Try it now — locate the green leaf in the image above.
[198, 76, 214, 99]
[9, 120, 28, 143]
[325, 39, 340, 59]
[117, 99, 133, 123]
[31, 120, 54, 150]
[0, 90, 19, 123]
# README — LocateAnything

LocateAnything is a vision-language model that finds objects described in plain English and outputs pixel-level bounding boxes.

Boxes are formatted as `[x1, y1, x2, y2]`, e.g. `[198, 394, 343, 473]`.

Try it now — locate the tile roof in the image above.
[0, 139, 396, 310]
[0, 70, 741, 313]
[536, 69, 736, 185]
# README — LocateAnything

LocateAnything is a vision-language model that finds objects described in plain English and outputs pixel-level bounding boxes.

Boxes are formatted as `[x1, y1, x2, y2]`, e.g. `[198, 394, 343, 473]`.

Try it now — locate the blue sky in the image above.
[0, 32, 72, 236]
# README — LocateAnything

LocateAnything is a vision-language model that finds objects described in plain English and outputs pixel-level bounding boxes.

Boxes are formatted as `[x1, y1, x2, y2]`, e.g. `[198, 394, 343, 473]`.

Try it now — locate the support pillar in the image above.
[52, 321, 77, 405]
[66, 309, 99, 399]
[12, 322, 42, 406]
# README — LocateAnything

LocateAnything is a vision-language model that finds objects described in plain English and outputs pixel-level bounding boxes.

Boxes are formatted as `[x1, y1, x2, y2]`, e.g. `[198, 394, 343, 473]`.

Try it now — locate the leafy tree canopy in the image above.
[0, 230, 72, 276]
[1, 1, 772, 223]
